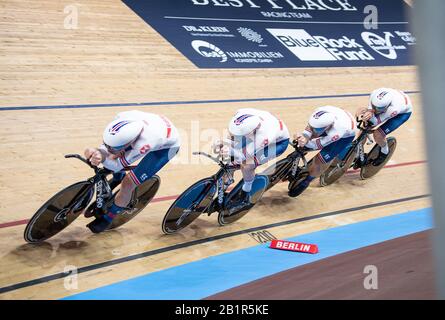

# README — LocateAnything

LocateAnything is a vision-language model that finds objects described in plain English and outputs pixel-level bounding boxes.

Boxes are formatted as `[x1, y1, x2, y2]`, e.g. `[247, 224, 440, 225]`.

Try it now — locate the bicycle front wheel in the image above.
[24, 181, 94, 243]
[360, 137, 397, 179]
[162, 178, 216, 234]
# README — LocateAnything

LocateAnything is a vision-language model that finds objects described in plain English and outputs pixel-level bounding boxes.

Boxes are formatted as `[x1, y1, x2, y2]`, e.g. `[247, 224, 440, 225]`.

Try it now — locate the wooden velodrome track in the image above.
[0, 1, 429, 299]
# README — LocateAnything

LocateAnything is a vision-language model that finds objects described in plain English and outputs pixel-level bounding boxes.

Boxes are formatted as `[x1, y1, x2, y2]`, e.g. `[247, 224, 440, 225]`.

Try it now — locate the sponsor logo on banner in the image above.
[188, 0, 362, 21]
[183, 25, 235, 38]
[226, 50, 284, 63]
[192, 40, 283, 64]
[191, 40, 228, 62]
[395, 31, 416, 46]
[261, 11, 312, 19]
[267, 28, 374, 61]
[361, 32, 406, 60]
[189, 0, 358, 12]
[237, 27, 263, 43]
[183, 25, 230, 33]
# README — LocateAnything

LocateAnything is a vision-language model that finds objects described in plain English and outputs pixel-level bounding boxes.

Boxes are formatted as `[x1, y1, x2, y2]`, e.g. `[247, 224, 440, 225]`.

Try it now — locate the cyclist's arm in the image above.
[306, 128, 344, 150]
[97, 145, 110, 159]
[229, 148, 246, 164]
[102, 158, 124, 172]
[356, 106, 370, 117]
[302, 125, 313, 140]
[229, 139, 260, 165]
[101, 145, 146, 172]
[97, 144, 126, 172]
[369, 105, 402, 126]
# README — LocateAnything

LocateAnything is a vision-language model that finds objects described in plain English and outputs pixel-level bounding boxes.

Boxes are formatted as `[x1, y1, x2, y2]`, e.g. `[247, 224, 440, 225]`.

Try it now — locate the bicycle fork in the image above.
[288, 155, 303, 181]
[210, 170, 235, 215]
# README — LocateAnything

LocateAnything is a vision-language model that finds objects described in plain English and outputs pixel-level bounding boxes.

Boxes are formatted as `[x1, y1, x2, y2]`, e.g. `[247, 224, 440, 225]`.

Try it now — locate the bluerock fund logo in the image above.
[237, 27, 263, 43]
[191, 40, 227, 62]
[361, 32, 406, 60]
[267, 28, 374, 62]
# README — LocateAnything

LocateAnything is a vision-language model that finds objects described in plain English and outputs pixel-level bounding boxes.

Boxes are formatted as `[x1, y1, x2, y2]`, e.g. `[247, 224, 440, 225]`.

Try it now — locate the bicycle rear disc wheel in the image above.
[110, 175, 161, 230]
[218, 175, 268, 226]
[162, 178, 216, 234]
[360, 137, 397, 179]
[319, 150, 357, 187]
[24, 181, 94, 243]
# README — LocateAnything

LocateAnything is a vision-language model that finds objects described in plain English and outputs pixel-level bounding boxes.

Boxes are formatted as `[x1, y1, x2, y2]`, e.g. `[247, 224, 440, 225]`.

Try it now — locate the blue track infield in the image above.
[64, 207, 432, 300]
[0, 91, 420, 111]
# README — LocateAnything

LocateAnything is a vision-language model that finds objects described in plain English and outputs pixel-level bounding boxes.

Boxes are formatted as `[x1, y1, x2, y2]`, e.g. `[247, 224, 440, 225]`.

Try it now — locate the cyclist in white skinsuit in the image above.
[214, 108, 290, 207]
[84, 110, 180, 233]
[292, 106, 357, 197]
[356, 88, 413, 166]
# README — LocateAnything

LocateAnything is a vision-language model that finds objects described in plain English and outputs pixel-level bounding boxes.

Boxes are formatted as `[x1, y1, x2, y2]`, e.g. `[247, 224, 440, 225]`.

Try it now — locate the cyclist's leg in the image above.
[306, 145, 336, 180]
[110, 171, 126, 190]
[374, 112, 411, 150]
[254, 139, 290, 167]
[289, 137, 354, 197]
[115, 146, 180, 208]
[88, 147, 179, 233]
[372, 112, 411, 164]
[317, 136, 355, 171]
[235, 139, 289, 204]
[243, 138, 289, 190]
[336, 137, 355, 162]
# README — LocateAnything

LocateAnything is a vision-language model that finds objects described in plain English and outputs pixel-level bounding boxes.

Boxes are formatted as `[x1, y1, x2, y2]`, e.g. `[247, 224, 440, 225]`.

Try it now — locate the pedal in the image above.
[353, 159, 365, 170]
[353, 152, 369, 169]
[207, 201, 221, 216]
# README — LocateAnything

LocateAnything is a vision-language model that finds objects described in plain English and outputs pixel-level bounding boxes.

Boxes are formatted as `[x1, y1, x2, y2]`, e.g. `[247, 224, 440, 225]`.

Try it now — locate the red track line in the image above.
[345, 160, 426, 175]
[150, 195, 178, 203]
[0, 219, 30, 229]
[0, 159, 427, 230]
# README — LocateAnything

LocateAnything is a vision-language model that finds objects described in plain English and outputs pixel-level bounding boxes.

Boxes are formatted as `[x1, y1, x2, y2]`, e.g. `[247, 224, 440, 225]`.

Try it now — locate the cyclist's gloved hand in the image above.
[84, 148, 104, 166]
[87, 215, 112, 234]
[293, 134, 308, 148]
[361, 110, 374, 122]
[212, 140, 223, 154]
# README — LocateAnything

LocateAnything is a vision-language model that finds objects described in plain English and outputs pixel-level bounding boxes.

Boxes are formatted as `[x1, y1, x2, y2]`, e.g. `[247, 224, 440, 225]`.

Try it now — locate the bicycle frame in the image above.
[336, 122, 374, 168]
[266, 143, 309, 190]
[192, 152, 237, 210]
[64, 154, 138, 215]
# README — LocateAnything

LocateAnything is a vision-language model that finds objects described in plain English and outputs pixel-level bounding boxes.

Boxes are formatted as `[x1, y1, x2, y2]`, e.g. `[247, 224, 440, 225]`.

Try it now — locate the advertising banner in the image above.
[123, 0, 415, 68]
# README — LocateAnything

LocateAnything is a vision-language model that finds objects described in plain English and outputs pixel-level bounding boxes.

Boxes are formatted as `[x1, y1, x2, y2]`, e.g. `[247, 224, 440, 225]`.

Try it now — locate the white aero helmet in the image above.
[228, 113, 262, 136]
[370, 88, 393, 113]
[309, 110, 335, 135]
[103, 118, 144, 154]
